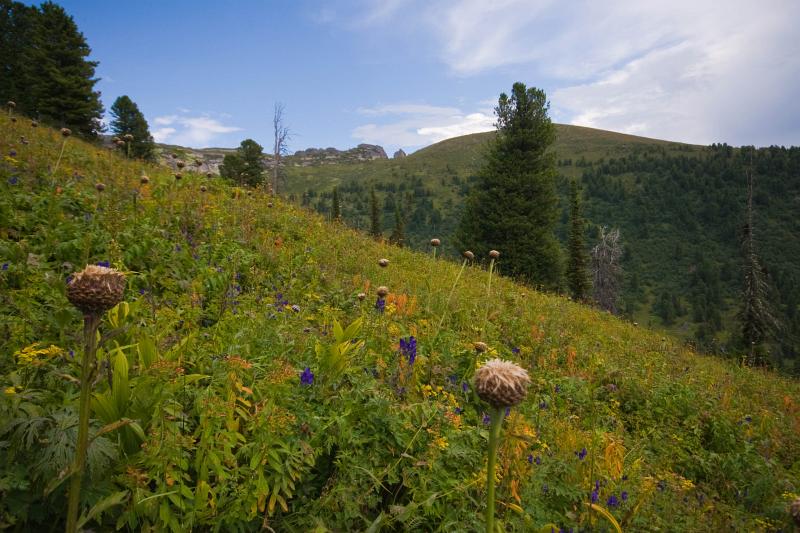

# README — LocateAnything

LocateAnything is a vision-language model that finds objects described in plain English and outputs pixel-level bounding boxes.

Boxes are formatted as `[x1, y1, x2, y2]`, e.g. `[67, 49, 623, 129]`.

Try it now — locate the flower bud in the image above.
[174, 173, 182, 180]
[95, 183, 105, 192]
[463, 250, 474, 261]
[474, 341, 488, 353]
[31, 120, 38, 128]
[430, 238, 441, 247]
[66, 264, 126, 315]
[489, 250, 500, 259]
[474, 359, 530, 408]
[376, 286, 389, 297]
[123, 133, 134, 141]
[357, 292, 366, 301]
[176, 161, 185, 169]
[6, 101, 15, 109]
[200, 185, 207, 192]
[140, 175, 150, 184]
[378, 258, 389, 268]
[60, 128, 71, 137]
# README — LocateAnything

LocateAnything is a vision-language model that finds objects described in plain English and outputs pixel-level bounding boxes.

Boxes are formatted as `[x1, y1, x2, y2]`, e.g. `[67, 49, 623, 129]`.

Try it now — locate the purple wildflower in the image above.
[542, 484, 549, 494]
[504, 406, 511, 417]
[528, 454, 534, 464]
[607, 495, 619, 507]
[535, 456, 542, 465]
[399, 336, 417, 365]
[375, 298, 385, 313]
[539, 401, 548, 409]
[1, 263, 8, 271]
[482, 412, 491, 425]
[461, 381, 469, 393]
[511, 346, 520, 354]
[291, 304, 301, 312]
[299, 367, 314, 385]
[621, 491, 628, 502]
[591, 488, 599, 503]
[96, 260, 110, 267]
[575, 447, 587, 460]
[454, 407, 462, 414]
[8, 176, 18, 185]
[555, 384, 561, 393]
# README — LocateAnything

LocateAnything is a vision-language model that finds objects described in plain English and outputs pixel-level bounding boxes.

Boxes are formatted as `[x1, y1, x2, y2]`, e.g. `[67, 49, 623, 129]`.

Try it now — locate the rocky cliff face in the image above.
[393, 149, 407, 159]
[153, 142, 387, 175]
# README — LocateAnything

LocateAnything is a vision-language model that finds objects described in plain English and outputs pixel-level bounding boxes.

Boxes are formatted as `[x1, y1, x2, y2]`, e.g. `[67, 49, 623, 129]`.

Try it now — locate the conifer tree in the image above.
[567, 180, 590, 300]
[370, 187, 381, 238]
[389, 203, 405, 247]
[457, 82, 562, 289]
[219, 139, 265, 187]
[332, 187, 341, 221]
[110, 95, 155, 160]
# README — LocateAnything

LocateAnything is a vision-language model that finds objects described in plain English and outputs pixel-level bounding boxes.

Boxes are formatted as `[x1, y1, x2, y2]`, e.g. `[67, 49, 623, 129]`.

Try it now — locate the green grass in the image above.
[1, 115, 799, 531]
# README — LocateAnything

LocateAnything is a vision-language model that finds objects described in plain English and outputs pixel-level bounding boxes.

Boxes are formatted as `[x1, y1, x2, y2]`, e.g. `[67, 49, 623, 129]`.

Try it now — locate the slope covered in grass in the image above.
[1, 116, 799, 531]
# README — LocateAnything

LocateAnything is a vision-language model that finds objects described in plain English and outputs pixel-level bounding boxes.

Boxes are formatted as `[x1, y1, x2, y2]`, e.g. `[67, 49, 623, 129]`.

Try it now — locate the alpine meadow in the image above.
[2, 1, 800, 532]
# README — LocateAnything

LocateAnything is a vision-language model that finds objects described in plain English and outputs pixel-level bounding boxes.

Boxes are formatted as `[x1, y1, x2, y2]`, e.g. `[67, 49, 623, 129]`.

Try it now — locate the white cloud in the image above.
[333, 0, 800, 146]
[352, 103, 494, 150]
[150, 112, 241, 147]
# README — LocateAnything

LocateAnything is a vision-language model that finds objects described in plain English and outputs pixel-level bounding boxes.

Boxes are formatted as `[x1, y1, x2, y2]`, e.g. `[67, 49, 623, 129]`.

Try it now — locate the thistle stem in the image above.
[66, 313, 101, 533]
[52, 139, 67, 182]
[480, 258, 496, 339]
[485, 406, 504, 533]
[435, 258, 468, 336]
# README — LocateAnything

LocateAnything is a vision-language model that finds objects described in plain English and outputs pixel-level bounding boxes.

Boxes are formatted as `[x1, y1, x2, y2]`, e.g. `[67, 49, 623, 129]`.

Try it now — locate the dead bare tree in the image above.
[271, 102, 290, 195]
[591, 226, 622, 314]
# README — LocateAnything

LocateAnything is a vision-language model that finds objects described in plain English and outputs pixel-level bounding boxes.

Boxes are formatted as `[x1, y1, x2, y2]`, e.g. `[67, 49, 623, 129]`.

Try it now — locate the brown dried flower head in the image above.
[67, 264, 126, 315]
[95, 182, 105, 192]
[267, 202, 273, 208]
[174, 173, 182, 180]
[176, 160, 185, 169]
[489, 250, 500, 259]
[7, 101, 15, 109]
[60, 128, 71, 137]
[31, 120, 38, 128]
[115, 139, 125, 147]
[474, 341, 488, 353]
[474, 359, 530, 408]
[140, 175, 150, 184]
[200, 185, 207, 192]
[376, 286, 389, 298]
[357, 292, 366, 301]
[462, 250, 474, 261]
[378, 258, 389, 268]
[123, 133, 134, 141]
[430, 238, 441, 247]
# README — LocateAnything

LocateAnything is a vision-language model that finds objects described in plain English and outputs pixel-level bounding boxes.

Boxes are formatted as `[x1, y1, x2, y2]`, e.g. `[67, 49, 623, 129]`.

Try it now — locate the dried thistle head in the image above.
[140, 175, 150, 184]
[474, 359, 530, 408]
[489, 250, 500, 259]
[463, 250, 474, 261]
[357, 292, 366, 301]
[176, 161, 185, 169]
[30, 120, 38, 128]
[267, 202, 273, 208]
[123, 133, 134, 141]
[60, 128, 71, 137]
[378, 258, 389, 268]
[200, 185, 207, 192]
[6, 101, 15, 109]
[174, 173, 182, 180]
[430, 238, 441, 247]
[376, 286, 389, 298]
[95, 183, 105, 192]
[66, 264, 126, 315]
[474, 341, 488, 353]
[115, 139, 125, 147]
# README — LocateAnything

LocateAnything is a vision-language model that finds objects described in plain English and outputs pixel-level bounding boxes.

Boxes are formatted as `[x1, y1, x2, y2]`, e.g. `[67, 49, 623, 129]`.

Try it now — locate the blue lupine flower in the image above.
[97, 260, 110, 267]
[621, 491, 628, 502]
[657, 479, 666, 492]
[66, 275, 73, 285]
[399, 336, 417, 364]
[68, 350, 75, 359]
[8, 176, 18, 185]
[607, 495, 619, 507]
[504, 406, 511, 417]
[299, 367, 314, 385]
[542, 484, 549, 494]
[744, 415, 752, 423]
[575, 447, 587, 460]
[454, 407, 462, 414]
[511, 346, 520, 354]
[539, 401, 548, 409]
[591, 488, 599, 503]
[555, 384, 561, 393]
[482, 412, 491, 425]
[1, 263, 8, 271]
[528, 454, 534, 464]
[139, 288, 146, 295]
[461, 381, 469, 393]
[375, 298, 385, 313]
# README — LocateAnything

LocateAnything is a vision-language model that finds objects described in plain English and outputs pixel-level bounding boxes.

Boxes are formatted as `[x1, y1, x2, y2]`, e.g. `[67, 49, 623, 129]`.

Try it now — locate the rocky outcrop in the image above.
[393, 149, 407, 159]
[292, 144, 387, 166]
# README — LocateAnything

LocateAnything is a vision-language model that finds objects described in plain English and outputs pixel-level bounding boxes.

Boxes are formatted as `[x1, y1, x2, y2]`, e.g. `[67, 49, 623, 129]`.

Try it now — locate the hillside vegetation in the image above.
[283, 127, 800, 371]
[1, 116, 799, 531]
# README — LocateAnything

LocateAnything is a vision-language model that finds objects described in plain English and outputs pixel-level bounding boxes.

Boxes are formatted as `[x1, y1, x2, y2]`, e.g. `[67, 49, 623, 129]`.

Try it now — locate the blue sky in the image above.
[52, 0, 800, 153]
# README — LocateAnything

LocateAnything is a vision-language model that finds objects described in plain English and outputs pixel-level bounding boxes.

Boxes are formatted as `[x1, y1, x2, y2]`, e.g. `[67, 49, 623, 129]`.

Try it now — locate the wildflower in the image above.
[511, 346, 520, 354]
[555, 384, 561, 393]
[123, 133, 134, 142]
[4, 386, 16, 395]
[291, 304, 300, 312]
[430, 238, 441, 247]
[591, 488, 599, 503]
[542, 484, 549, 494]
[200, 185, 207, 192]
[60, 128, 71, 137]
[535, 456, 542, 465]
[474, 341, 488, 353]
[1, 263, 8, 270]
[399, 336, 417, 365]
[454, 407, 463, 414]
[462, 250, 474, 260]
[378, 258, 389, 268]
[376, 286, 389, 297]
[575, 447, 587, 460]
[9, 149, 16, 157]
[482, 412, 491, 425]
[607, 494, 619, 507]
[95, 183, 105, 192]
[539, 401, 548, 409]
[66, 264, 126, 315]
[140, 175, 150, 184]
[375, 298, 385, 313]
[357, 292, 366, 301]
[528, 454, 534, 464]
[176, 160, 185, 169]
[621, 491, 628, 502]
[474, 359, 530, 408]
[489, 250, 500, 259]
[8, 177, 18, 185]
[299, 367, 314, 385]
[462, 381, 469, 393]
[96, 260, 110, 267]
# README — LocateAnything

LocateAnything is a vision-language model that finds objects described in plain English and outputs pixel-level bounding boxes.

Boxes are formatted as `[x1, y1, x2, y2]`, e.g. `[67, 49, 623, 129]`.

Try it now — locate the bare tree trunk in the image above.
[591, 227, 622, 314]
[272, 103, 290, 196]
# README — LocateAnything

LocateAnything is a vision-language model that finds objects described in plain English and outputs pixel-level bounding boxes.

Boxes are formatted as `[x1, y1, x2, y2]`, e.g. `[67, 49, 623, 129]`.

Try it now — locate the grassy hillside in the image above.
[1, 116, 799, 531]
[283, 126, 800, 372]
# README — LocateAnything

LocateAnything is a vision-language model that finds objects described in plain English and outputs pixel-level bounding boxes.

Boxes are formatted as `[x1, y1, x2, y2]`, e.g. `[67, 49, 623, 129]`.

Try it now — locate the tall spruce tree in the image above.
[332, 187, 341, 221]
[1, 1, 103, 136]
[567, 180, 590, 300]
[370, 187, 382, 238]
[389, 203, 405, 247]
[219, 139, 265, 187]
[457, 82, 562, 288]
[110, 95, 155, 160]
